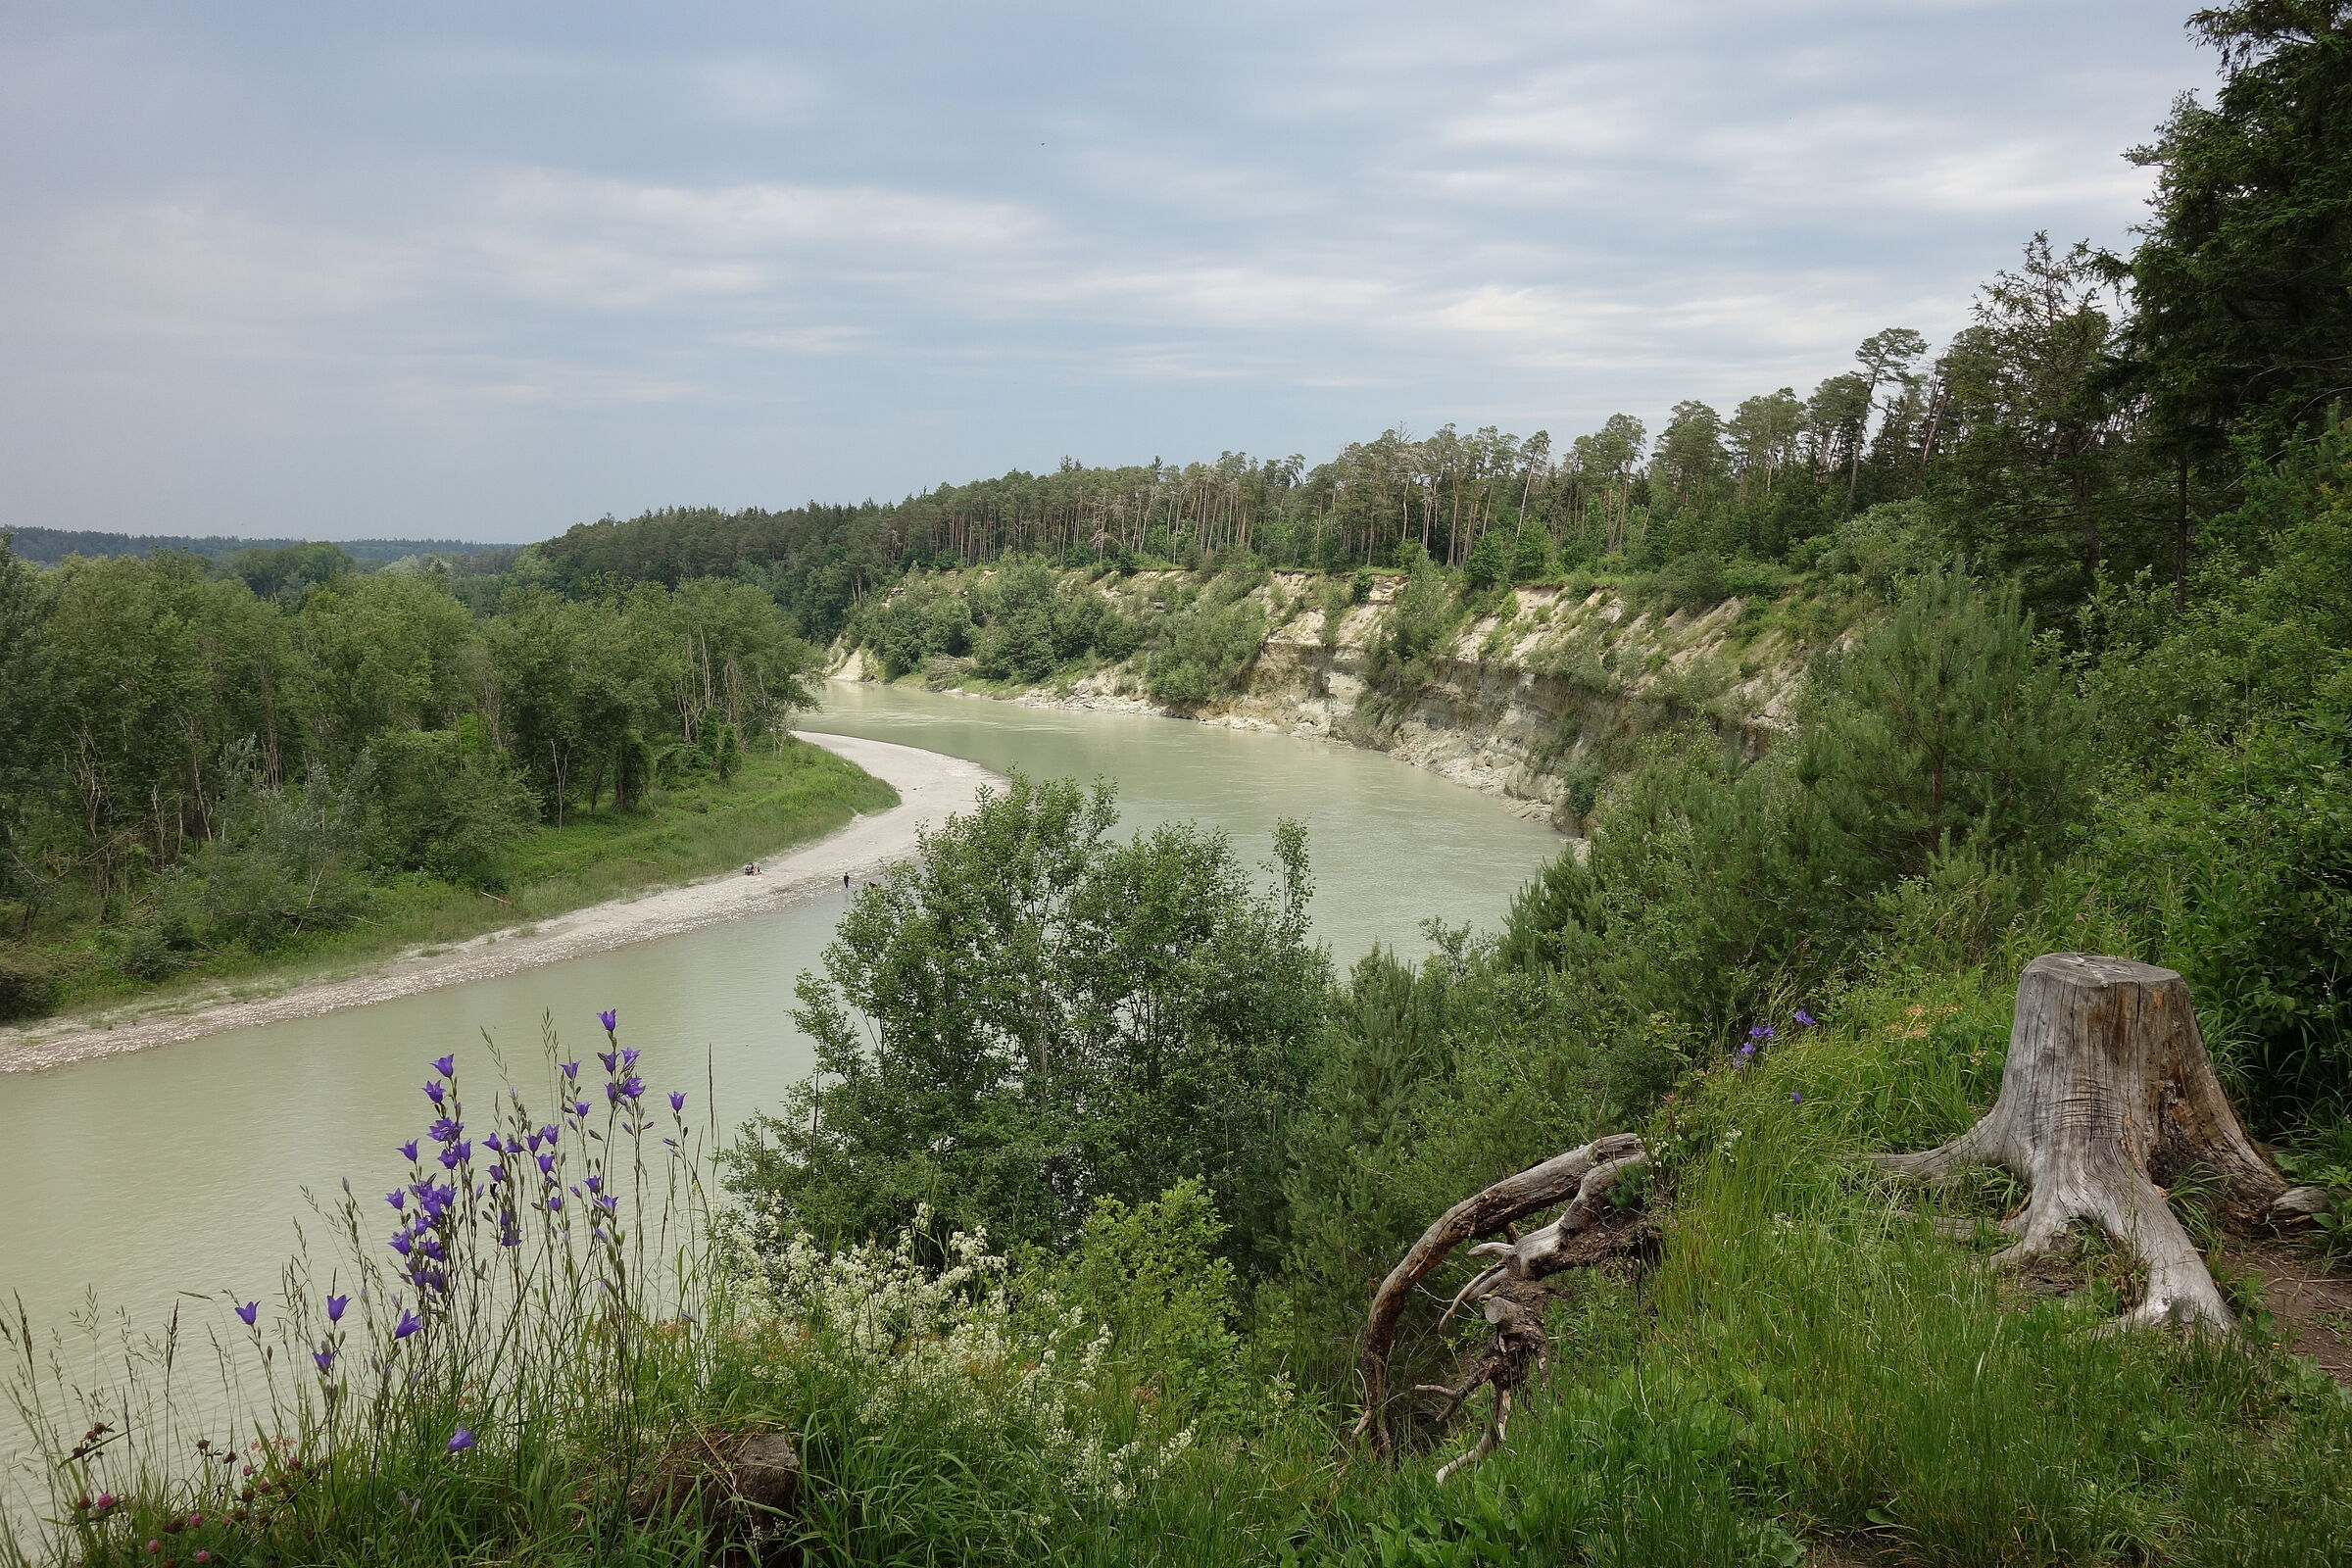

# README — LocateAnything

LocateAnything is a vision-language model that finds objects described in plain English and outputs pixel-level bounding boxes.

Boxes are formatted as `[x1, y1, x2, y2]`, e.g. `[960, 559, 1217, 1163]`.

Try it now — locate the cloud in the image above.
[0, 0, 2219, 537]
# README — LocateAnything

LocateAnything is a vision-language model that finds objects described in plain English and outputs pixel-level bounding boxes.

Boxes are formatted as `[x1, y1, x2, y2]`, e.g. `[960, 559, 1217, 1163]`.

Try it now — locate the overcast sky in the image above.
[0, 2, 2216, 543]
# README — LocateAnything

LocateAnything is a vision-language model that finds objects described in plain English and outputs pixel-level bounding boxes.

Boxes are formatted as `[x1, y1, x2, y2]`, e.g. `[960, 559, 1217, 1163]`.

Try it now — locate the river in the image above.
[0, 682, 1559, 1357]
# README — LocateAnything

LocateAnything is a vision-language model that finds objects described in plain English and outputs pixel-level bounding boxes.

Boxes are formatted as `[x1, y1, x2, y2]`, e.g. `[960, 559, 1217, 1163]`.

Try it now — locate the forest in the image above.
[7, 4, 2352, 1565]
[524, 230, 2187, 650]
[0, 551, 831, 1018]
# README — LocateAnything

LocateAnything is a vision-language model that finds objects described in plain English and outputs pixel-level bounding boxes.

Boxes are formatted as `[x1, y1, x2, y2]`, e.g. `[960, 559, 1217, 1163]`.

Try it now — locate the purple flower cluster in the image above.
[1733, 1008, 1825, 1068]
[230, 1006, 697, 1430]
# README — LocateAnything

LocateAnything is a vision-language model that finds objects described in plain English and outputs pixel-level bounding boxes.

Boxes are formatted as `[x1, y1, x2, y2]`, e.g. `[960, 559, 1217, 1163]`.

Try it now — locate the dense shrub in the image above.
[1365, 548, 1460, 698]
[0, 946, 55, 1021]
[726, 773, 1329, 1272]
[1144, 574, 1266, 703]
[363, 725, 540, 887]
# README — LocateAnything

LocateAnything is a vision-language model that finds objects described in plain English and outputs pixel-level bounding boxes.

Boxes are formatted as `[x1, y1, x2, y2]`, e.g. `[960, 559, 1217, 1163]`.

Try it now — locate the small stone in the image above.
[731, 1432, 800, 1511]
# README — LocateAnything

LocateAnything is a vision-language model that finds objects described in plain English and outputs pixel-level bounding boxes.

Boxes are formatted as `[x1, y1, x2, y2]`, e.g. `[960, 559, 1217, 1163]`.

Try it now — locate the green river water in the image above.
[0, 683, 1559, 1366]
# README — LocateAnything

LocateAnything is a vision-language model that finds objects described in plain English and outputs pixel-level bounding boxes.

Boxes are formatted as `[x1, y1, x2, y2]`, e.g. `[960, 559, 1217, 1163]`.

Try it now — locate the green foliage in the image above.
[1020, 1181, 1250, 1426]
[0, 945, 55, 1021]
[1366, 548, 1460, 698]
[224, 539, 355, 600]
[861, 576, 974, 676]
[157, 745, 377, 954]
[728, 774, 1330, 1272]
[1273, 942, 1643, 1383]
[2089, 706, 2352, 1110]
[1648, 550, 1730, 612]
[362, 726, 540, 887]
[1506, 569, 2088, 1028]
[861, 560, 1140, 686]
[1798, 567, 2085, 875]
[1146, 574, 1267, 703]
[0, 534, 52, 917]
[1928, 236, 2165, 609]
[2121, 0, 2352, 465]
[1460, 527, 1509, 591]
[1318, 580, 1353, 649]
[2073, 425, 2352, 1114]
[1508, 522, 1552, 583]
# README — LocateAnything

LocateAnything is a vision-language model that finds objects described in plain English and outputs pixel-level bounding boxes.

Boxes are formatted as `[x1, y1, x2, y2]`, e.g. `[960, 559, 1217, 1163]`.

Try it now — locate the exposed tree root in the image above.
[1356, 1133, 1647, 1464]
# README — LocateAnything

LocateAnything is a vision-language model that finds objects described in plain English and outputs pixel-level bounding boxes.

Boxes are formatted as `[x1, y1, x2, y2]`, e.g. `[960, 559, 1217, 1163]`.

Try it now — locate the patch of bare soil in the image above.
[2223, 1239, 2352, 1387]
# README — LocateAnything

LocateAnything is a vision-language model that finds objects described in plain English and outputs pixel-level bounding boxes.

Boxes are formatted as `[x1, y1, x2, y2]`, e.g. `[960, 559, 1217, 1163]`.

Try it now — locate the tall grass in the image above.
[2, 1015, 724, 1567]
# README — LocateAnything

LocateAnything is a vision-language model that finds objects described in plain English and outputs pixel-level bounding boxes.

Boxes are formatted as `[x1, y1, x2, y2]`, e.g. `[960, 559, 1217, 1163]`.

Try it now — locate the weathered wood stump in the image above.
[726, 1432, 802, 1513]
[1356, 1132, 1648, 1463]
[1878, 953, 2290, 1333]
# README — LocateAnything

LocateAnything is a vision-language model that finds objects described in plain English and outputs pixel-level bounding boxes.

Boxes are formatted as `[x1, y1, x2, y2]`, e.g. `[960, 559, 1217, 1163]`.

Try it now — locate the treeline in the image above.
[530, 0, 2352, 651]
[0, 527, 500, 567]
[0, 547, 816, 1012]
[530, 207, 2302, 647]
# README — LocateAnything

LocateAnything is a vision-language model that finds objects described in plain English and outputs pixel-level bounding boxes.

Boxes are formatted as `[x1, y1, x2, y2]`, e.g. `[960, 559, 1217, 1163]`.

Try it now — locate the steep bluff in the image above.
[830, 568, 1827, 831]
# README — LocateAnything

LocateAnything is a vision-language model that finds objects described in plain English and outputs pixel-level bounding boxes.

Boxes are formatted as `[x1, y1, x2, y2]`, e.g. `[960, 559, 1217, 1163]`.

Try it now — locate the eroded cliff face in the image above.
[831, 569, 1818, 831]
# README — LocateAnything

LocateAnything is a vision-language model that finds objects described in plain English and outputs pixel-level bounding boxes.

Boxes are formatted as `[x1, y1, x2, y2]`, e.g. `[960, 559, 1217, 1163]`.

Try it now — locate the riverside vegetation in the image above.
[0, 557, 890, 1024]
[9, 4, 2352, 1563]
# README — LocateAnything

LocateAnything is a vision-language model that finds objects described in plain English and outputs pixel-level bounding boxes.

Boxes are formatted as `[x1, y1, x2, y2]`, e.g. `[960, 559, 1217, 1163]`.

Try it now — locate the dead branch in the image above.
[1355, 1132, 1646, 1460]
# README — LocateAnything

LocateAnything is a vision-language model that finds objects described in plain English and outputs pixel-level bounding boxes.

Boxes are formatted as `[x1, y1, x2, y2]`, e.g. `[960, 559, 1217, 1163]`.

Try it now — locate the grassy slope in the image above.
[26, 739, 897, 1019]
[16, 894, 2350, 1567]
[1103, 969, 2352, 1568]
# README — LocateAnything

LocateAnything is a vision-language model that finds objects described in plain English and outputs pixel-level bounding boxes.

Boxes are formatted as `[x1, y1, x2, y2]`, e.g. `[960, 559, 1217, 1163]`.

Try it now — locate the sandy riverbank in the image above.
[0, 732, 1000, 1074]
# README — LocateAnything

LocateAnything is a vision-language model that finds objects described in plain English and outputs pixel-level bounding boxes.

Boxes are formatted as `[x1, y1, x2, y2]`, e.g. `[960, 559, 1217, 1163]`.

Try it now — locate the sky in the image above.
[0, 1, 2219, 544]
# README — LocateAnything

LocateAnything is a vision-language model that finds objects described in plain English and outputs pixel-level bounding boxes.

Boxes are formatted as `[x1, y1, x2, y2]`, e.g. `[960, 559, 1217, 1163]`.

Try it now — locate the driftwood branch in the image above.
[1877, 953, 2289, 1334]
[1355, 1132, 1645, 1459]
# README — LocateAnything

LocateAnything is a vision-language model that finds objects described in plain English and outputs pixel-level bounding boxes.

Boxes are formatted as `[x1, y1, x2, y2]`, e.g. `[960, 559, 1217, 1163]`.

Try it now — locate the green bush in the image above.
[1366, 548, 1459, 698]
[1649, 550, 1730, 612]
[0, 945, 55, 1020]
[363, 726, 540, 887]
[1145, 575, 1266, 703]
[727, 773, 1329, 1272]
[1511, 522, 1553, 582]
[1462, 527, 1510, 591]
[1504, 568, 2089, 1028]
[158, 745, 377, 954]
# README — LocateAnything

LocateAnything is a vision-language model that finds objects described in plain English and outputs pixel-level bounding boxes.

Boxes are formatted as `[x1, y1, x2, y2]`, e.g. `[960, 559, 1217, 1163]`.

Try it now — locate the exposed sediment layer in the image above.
[835, 570, 1813, 829]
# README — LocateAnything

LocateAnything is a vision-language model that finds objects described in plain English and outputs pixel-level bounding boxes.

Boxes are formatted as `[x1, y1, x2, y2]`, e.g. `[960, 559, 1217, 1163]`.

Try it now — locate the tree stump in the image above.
[1878, 953, 2289, 1333]
[727, 1432, 802, 1514]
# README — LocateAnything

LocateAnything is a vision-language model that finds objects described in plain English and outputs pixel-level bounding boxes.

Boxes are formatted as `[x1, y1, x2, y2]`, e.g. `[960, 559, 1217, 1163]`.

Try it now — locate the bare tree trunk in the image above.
[1878, 953, 2295, 1334]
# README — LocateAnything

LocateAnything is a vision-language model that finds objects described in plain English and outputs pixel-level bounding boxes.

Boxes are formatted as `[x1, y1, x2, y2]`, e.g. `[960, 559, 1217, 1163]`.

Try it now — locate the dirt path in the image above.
[2225, 1239, 2352, 1386]
[0, 732, 1000, 1075]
